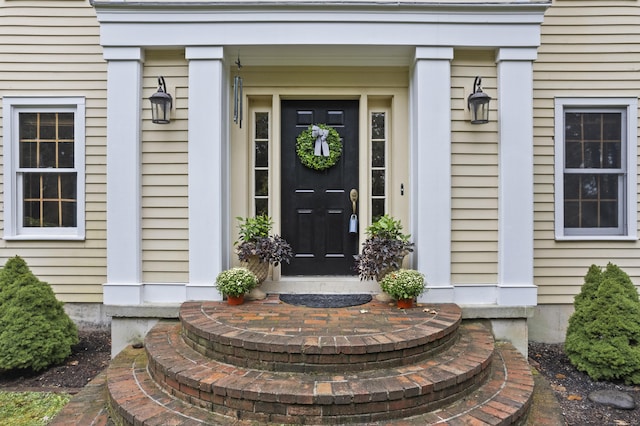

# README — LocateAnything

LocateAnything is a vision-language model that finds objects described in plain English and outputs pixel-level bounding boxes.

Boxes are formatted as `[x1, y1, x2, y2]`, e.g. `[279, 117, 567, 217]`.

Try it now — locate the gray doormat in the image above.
[279, 294, 372, 308]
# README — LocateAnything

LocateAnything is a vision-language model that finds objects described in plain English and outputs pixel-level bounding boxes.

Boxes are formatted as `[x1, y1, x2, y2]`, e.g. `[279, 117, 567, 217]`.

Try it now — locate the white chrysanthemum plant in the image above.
[379, 269, 426, 301]
[215, 267, 258, 297]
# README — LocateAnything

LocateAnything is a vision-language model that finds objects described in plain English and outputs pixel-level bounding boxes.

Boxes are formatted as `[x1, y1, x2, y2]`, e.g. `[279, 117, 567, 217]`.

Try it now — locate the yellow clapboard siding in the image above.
[451, 274, 498, 285]
[533, 1, 640, 304]
[143, 272, 190, 283]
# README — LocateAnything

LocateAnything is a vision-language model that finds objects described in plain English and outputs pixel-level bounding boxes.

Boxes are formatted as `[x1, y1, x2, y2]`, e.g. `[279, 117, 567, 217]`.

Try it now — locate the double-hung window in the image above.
[3, 97, 85, 240]
[554, 98, 637, 239]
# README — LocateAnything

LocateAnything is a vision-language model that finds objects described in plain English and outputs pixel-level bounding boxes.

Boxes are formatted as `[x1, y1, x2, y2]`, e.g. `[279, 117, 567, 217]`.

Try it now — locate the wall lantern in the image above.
[149, 76, 172, 124]
[467, 76, 491, 124]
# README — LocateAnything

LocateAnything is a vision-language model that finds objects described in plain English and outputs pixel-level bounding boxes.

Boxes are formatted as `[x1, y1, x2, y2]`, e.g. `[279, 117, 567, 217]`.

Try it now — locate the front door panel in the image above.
[281, 100, 359, 275]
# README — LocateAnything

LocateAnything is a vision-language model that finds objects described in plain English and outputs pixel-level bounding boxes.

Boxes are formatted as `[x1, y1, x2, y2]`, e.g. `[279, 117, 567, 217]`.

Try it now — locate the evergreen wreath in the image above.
[296, 124, 342, 171]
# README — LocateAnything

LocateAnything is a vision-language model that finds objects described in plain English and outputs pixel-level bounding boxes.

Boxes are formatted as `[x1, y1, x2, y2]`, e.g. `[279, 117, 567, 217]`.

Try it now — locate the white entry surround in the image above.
[95, 1, 550, 356]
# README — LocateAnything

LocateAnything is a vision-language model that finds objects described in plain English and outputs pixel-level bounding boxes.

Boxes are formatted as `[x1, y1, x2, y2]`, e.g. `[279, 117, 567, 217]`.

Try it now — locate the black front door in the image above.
[281, 100, 359, 276]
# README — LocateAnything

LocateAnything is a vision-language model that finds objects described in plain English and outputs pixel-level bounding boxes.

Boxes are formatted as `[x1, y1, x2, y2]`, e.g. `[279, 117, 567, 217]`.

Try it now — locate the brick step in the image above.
[107, 341, 533, 425]
[140, 320, 494, 423]
[179, 300, 462, 373]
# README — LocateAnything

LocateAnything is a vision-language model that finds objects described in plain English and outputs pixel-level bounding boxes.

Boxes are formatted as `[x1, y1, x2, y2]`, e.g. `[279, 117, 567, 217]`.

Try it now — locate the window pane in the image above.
[255, 112, 269, 139]
[19, 112, 75, 169]
[579, 175, 598, 199]
[23, 201, 40, 227]
[600, 174, 618, 199]
[565, 112, 622, 170]
[39, 113, 57, 139]
[42, 201, 60, 227]
[40, 141, 57, 168]
[603, 141, 620, 169]
[600, 202, 618, 228]
[564, 174, 580, 199]
[22, 172, 77, 228]
[19, 113, 37, 139]
[42, 174, 59, 198]
[61, 201, 77, 227]
[255, 198, 268, 217]
[372, 199, 385, 222]
[57, 113, 74, 139]
[581, 202, 598, 228]
[564, 173, 620, 229]
[371, 112, 385, 139]
[372, 170, 385, 196]
[58, 142, 75, 168]
[583, 142, 600, 168]
[564, 201, 579, 228]
[372, 140, 385, 168]
[255, 170, 268, 196]
[60, 174, 77, 199]
[19, 142, 38, 168]
[255, 141, 268, 168]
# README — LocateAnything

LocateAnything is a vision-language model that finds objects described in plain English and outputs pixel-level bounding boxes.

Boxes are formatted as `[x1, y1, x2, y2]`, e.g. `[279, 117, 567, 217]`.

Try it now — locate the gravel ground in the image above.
[529, 341, 640, 426]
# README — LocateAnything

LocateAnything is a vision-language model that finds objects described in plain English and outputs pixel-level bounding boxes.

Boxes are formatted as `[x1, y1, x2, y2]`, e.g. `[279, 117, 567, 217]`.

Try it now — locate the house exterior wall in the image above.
[451, 50, 499, 285]
[141, 50, 189, 284]
[0, 1, 570, 348]
[0, 0, 107, 304]
[530, 1, 640, 341]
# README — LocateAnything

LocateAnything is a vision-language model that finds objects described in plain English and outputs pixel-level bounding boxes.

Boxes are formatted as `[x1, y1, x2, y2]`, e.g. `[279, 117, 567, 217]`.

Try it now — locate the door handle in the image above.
[349, 189, 358, 234]
[350, 189, 358, 215]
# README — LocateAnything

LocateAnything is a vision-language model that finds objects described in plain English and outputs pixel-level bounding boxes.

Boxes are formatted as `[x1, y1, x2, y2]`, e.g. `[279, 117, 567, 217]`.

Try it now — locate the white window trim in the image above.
[554, 97, 638, 241]
[2, 96, 86, 240]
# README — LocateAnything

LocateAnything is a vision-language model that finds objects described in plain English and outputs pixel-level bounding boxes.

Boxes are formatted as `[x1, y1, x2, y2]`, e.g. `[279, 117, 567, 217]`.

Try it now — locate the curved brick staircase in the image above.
[106, 297, 534, 425]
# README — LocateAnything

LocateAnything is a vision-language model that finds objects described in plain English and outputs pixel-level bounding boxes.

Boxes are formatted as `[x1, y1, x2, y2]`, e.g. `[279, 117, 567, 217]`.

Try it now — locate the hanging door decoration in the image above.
[295, 124, 342, 171]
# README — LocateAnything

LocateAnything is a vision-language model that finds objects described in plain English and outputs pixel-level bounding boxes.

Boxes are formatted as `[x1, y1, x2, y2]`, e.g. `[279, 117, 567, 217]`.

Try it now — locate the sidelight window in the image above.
[254, 111, 270, 216]
[371, 112, 386, 221]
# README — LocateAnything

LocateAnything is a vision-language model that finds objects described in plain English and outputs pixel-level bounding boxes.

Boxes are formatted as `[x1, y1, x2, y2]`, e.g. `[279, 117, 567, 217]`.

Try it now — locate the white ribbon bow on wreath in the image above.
[312, 125, 330, 157]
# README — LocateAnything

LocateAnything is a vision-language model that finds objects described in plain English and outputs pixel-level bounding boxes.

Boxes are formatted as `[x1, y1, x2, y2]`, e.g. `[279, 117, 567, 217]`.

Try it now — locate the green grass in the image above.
[0, 391, 71, 425]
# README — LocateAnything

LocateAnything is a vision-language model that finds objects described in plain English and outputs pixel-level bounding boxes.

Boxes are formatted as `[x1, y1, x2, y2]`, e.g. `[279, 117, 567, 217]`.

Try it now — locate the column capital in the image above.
[102, 47, 144, 62]
[496, 47, 538, 62]
[414, 46, 454, 61]
[185, 46, 224, 61]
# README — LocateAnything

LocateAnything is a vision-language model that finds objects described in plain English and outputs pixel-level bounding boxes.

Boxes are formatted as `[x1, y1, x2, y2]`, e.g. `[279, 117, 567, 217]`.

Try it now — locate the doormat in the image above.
[279, 294, 372, 308]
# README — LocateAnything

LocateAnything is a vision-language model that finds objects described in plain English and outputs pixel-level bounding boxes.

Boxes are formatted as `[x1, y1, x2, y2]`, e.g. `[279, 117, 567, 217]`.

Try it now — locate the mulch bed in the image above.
[0, 329, 111, 394]
[529, 341, 640, 426]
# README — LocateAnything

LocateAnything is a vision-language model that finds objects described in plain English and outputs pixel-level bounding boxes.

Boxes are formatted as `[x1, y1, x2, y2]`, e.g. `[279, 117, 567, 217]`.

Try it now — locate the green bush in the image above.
[565, 263, 640, 384]
[0, 256, 78, 372]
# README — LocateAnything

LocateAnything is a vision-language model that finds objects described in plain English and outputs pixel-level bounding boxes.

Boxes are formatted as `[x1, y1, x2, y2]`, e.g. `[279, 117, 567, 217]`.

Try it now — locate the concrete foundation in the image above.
[461, 305, 533, 358]
[63, 303, 110, 330]
[528, 304, 574, 344]
[106, 304, 180, 358]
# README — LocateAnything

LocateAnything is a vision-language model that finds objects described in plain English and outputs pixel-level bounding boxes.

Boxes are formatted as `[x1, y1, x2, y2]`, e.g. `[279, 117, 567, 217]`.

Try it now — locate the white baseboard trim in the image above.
[421, 283, 537, 306]
[104, 281, 537, 307]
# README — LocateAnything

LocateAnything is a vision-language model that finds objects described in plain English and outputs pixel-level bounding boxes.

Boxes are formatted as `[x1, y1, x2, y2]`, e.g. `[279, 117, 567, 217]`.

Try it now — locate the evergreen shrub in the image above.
[0, 256, 78, 372]
[565, 263, 640, 384]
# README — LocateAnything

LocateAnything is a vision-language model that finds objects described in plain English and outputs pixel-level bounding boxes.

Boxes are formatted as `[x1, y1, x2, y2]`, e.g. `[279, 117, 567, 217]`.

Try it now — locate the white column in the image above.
[185, 46, 226, 301]
[496, 48, 538, 306]
[411, 47, 454, 302]
[103, 47, 144, 305]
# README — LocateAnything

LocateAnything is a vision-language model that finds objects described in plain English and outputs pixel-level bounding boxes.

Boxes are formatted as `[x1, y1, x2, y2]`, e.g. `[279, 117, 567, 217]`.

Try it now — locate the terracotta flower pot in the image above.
[226, 294, 245, 305]
[397, 298, 414, 309]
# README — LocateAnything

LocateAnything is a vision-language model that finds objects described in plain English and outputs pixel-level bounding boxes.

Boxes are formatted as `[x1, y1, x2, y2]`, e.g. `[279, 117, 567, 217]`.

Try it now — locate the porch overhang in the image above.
[95, 0, 548, 310]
